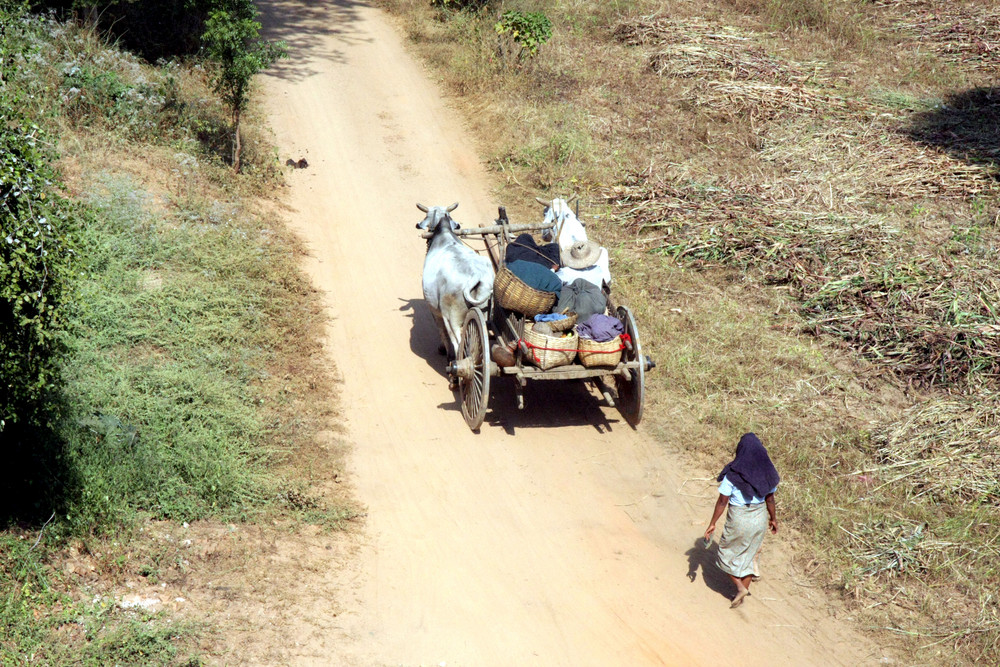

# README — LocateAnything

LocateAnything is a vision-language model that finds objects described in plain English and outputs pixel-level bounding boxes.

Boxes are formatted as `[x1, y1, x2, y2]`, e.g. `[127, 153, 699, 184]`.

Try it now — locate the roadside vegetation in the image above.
[378, 0, 999, 663]
[1, 2, 349, 663]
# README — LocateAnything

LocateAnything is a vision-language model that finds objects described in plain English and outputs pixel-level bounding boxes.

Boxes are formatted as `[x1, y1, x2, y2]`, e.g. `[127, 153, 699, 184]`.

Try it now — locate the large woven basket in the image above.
[524, 323, 578, 370]
[495, 266, 557, 317]
[578, 335, 623, 368]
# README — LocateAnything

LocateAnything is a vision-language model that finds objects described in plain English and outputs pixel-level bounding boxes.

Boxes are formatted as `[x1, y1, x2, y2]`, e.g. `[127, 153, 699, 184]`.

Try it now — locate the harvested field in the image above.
[607, 6, 1000, 391]
[866, 394, 1000, 505]
[876, 0, 1000, 68]
[601, 8, 1000, 656]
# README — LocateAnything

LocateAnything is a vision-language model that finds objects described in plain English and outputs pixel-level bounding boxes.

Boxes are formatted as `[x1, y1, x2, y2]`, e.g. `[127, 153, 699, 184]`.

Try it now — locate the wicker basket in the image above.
[523, 323, 578, 370]
[495, 266, 557, 317]
[547, 311, 578, 332]
[578, 335, 623, 368]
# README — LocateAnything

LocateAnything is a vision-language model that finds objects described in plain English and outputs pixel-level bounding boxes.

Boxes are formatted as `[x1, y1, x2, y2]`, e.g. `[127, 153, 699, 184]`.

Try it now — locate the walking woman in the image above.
[704, 432, 780, 608]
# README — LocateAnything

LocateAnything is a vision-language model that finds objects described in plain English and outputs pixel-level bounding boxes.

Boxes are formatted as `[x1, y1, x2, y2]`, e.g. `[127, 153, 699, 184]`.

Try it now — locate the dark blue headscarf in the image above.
[717, 433, 780, 500]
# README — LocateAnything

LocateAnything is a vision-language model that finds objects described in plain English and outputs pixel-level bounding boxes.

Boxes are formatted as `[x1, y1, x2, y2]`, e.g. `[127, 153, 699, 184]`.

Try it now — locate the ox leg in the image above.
[442, 308, 467, 391]
[439, 294, 465, 362]
[429, 308, 452, 359]
[443, 310, 465, 360]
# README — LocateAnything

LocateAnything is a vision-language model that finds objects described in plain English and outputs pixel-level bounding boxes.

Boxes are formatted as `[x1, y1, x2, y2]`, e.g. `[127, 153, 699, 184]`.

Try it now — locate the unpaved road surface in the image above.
[257, 1, 885, 665]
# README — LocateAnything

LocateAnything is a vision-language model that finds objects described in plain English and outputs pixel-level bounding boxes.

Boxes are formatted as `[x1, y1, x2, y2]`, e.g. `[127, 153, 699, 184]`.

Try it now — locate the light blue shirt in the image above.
[718, 475, 776, 506]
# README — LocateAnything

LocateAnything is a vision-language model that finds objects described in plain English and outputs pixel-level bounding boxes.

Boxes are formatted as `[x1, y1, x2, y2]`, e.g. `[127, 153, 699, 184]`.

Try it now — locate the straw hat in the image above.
[561, 239, 602, 269]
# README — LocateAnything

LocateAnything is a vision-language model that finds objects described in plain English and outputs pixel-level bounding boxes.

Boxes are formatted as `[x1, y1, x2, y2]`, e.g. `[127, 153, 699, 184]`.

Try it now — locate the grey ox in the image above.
[416, 202, 494, 367]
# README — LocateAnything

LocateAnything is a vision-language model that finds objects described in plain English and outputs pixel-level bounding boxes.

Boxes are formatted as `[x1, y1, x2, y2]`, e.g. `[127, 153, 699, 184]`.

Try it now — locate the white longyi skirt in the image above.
[716, 502, 767, 578]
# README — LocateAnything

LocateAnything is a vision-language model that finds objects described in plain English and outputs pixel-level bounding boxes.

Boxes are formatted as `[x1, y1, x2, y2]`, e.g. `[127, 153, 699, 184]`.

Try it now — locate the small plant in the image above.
[495, 10, 552, 64]
[431, 0, 493, 10]
[201, 7, 286, 172]
[60, 65, 129, 122]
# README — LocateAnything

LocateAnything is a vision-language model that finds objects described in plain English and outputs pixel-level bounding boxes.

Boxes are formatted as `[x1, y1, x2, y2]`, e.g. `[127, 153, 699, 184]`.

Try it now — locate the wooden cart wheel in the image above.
[615, 305, 645, 426]
[458, 307, 490, 431]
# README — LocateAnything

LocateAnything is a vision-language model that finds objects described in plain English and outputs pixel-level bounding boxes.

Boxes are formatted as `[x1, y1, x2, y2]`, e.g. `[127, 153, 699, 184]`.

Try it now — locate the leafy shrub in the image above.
[60, 65, 128, 120]
[1, 3, 79, 430]
[495, 10, 552, 63]
[431, 0, 494, 10]
[201, 7, 286, 172]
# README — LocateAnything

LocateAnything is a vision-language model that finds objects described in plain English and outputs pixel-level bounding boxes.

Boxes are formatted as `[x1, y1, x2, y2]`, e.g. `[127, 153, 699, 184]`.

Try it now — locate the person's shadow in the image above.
[685, 538, 735, 600]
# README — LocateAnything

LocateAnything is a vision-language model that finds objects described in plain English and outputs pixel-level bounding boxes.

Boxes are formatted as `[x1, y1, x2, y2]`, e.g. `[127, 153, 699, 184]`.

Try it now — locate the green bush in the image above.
[495, 10, 552, 63]
[1, 3, 79, 430]
[431, 0, 494, 10]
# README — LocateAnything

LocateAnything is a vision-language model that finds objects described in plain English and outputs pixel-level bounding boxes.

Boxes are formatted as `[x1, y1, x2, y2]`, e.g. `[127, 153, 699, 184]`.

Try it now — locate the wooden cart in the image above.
[433, 206, 655, 431]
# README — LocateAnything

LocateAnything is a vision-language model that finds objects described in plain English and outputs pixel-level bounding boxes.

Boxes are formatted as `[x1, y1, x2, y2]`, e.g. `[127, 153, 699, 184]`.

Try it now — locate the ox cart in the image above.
[428, 205, 655, 431]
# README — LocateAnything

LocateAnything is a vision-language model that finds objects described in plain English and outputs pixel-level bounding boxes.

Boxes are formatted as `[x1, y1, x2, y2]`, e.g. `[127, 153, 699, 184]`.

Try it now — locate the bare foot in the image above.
[730, 588, 749, 608]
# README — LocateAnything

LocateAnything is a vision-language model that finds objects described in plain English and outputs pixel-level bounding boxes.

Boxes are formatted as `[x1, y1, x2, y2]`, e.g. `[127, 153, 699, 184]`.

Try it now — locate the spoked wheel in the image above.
[615, 305, 645, 426]
[456, 307, 490, 431]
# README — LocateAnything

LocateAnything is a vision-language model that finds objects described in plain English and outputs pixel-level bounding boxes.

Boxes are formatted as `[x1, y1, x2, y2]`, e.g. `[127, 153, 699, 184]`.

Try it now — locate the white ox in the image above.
[416, 202, 494, 365]
[538, 195, 587, 251]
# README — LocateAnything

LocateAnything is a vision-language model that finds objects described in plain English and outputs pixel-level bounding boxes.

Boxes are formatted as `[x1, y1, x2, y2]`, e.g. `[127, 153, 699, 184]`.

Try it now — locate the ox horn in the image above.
[416, 203, 429, 212]
[446, 202, 459, 212]
[535, 197, 551, 207]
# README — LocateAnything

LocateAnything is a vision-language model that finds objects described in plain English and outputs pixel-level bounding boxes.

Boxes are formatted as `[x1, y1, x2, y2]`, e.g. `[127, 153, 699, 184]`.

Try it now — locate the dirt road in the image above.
[256, 1, 884, 665]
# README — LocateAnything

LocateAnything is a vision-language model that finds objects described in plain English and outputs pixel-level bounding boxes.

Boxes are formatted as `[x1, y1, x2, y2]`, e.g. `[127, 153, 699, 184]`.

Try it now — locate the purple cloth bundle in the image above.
[577, 314, 624, 342]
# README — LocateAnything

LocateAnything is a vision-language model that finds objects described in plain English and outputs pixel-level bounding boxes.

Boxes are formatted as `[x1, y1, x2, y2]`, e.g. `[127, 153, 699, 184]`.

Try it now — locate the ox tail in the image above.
[464, 280, 492, 309]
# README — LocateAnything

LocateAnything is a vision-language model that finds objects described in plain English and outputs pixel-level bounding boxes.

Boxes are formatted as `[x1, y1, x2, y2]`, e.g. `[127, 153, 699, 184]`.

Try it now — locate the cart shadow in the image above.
[484, 378, 621, 435]
[684, 538, 735, 600]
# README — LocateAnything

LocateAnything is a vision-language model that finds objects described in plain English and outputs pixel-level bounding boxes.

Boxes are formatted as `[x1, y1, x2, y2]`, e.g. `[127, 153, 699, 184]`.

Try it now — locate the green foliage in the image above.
[60, 65, 129, 121]
[495, 10, 552, 63]
[201, 8, 285, 119]
[0, 3, 79, 429]
[55, 173, 279, 528]
[431, 0, 494, 10]
[0, 530, 63, 662]
[201, 7, 285, 171]
[1, 529, 199, 664]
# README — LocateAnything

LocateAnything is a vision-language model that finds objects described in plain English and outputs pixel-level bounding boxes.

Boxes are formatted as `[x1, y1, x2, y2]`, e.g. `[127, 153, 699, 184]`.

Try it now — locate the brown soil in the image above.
[182, 1, 895, 664]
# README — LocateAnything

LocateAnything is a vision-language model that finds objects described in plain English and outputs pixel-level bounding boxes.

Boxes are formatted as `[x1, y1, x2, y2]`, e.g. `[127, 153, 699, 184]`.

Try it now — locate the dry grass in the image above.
[876, 0, 1000, 69]
[865, 395, 1000, 505]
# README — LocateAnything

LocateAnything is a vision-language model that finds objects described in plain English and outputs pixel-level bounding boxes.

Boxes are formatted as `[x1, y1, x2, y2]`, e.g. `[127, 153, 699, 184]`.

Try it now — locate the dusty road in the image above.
[256, 1, 885, 665]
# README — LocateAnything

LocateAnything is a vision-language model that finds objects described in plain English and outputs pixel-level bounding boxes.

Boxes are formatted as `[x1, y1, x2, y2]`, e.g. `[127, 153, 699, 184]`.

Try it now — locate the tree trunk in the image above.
[233, 108, 242, 173]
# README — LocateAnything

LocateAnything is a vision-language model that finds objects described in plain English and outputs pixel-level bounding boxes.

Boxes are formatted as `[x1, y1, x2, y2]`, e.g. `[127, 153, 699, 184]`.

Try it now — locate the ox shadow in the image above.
[399, 297, 450, 381]
[905, 87, 1000, 175]
[684, 538, 735, 601]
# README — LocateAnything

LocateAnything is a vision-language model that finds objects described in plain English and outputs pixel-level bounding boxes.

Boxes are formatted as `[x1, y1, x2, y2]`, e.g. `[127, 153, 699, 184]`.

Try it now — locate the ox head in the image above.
[415, 202, 460, 233]
[536, 195, 581, 242]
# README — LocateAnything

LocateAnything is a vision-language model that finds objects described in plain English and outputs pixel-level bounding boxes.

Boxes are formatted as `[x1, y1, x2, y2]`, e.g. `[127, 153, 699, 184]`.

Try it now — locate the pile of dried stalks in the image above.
[613, 16, 840, 120]
[841, 520, 931, 577]
[606, 12, 1000, 389]
[863, 394, 1000, 504]
[764, 114, 1000, 202]
[604, 171, 1000, 387]
[876, 1, 1000, 69]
